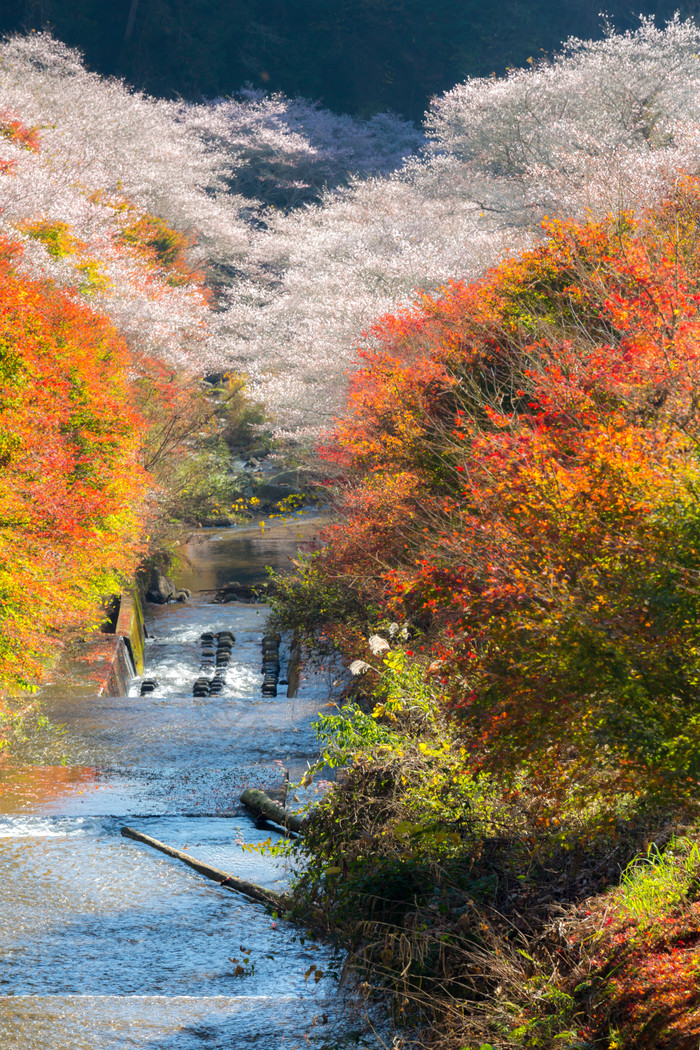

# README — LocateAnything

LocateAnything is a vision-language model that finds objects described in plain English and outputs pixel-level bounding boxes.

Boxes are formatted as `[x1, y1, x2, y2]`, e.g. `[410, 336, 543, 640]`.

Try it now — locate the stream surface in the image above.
[0, 516, 376, 1049]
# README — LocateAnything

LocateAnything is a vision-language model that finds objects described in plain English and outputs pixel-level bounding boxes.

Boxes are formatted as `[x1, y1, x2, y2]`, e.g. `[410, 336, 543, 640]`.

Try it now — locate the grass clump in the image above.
[280, 634, 700, 1049]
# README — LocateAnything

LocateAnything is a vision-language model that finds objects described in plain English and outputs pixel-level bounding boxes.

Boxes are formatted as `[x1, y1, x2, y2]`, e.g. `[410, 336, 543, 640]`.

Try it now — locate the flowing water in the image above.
[0, 515, 379, 1049]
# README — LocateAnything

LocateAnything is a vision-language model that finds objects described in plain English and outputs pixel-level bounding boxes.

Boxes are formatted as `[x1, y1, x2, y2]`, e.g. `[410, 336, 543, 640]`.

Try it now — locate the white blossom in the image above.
[224, 16, 700, 435]
[6, 21, 700, 431]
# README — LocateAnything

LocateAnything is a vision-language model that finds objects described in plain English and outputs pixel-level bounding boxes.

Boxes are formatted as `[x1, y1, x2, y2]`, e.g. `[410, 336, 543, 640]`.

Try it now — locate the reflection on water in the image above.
[0, 517, 380, 1049]
[175, 511, 324, 593]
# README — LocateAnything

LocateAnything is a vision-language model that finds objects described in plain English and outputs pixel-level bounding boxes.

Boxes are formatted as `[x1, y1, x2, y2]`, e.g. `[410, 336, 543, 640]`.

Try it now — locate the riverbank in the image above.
[0, 510, 388, 1048]
[277, 636, 700, 1049]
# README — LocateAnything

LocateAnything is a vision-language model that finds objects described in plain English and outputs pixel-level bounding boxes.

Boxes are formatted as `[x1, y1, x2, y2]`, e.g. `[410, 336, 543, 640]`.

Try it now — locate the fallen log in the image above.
[120, 825, 290, 910]
[240, 787, 305, 834]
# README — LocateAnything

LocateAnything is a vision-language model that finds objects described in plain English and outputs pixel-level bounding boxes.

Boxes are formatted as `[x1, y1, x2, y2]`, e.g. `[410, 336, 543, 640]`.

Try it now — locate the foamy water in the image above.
[0, 519, 384, 1049]
[0, 816, 88, 838]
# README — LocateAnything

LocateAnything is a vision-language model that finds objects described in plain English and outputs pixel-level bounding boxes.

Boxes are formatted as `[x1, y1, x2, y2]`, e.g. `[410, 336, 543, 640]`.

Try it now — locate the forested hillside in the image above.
[0, 30, 422, 690]
[3, 15, 700, 667]
[2, 0, 700, 118]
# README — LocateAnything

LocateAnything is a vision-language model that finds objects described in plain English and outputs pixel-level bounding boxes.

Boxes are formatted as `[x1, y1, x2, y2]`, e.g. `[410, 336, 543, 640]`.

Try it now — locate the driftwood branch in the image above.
[240, 787, 305, 834]
[120, 825, 290, 910]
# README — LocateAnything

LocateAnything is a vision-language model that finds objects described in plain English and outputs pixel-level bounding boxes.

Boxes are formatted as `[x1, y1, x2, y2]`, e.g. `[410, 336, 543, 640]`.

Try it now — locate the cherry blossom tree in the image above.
[183, 89, 423, 209]
[6, 21, 700, 435]
[226, 16, 700, 435]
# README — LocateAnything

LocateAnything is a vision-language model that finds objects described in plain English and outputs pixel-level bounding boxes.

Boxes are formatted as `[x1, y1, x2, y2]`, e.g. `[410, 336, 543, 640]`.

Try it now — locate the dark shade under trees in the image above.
[2, 0, 700, 119]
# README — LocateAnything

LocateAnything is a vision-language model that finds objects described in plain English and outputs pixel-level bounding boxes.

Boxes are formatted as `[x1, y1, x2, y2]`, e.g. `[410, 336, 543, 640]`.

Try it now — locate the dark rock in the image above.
[267, 469, 304, 489]
[145, 567, 176, 604]
[256, 483, 300, 507]
[200, 516, 233, 528]
[247, 446, 269, 461]
[214, 581, 279, 603]
[216, 583, 256, 601]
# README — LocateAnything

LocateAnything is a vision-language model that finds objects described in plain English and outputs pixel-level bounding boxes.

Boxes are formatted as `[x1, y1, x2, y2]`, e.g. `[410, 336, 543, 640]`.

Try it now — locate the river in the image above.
[0, 515, 381, 1049]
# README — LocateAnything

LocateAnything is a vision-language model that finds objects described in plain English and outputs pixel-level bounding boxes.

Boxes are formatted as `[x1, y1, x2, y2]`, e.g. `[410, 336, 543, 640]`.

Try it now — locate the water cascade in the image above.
[0, 517, 375, 1049]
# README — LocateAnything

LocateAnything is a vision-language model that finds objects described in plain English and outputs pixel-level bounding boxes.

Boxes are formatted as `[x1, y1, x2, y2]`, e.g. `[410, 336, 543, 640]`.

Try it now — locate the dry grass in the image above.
[292, 737, 700, 1050]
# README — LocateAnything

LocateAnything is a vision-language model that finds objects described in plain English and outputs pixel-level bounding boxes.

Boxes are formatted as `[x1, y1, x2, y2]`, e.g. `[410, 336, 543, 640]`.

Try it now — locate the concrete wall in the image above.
[114, 587, 146, 676]
[90, 585, 146, 695]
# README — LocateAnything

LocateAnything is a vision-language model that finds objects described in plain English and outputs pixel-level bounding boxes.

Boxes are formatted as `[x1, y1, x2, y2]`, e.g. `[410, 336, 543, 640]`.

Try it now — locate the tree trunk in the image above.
[240, 788, 305, 834]
[120, 825, 290, 910]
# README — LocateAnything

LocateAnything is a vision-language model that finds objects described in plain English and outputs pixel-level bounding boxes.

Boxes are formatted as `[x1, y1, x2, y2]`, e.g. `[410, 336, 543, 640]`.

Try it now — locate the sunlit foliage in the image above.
[294, 178, 700, 791]
[0, 237, 147, 692]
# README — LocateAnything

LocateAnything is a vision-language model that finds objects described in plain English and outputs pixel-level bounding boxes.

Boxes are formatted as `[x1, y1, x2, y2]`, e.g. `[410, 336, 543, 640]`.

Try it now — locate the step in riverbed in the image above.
[0, 524, 384, 1049]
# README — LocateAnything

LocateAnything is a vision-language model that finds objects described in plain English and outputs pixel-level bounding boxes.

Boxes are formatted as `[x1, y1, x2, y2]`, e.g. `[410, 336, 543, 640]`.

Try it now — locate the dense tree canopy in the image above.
[292, 180, 700, 789]
[8, 15, 700, 691]
[3, 0, 700, 119]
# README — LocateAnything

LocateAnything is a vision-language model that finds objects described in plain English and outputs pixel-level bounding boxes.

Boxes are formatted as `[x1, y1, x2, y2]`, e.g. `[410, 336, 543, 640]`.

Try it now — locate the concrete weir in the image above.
[40, 587, 147, 699]
[100, 589, 146, 695]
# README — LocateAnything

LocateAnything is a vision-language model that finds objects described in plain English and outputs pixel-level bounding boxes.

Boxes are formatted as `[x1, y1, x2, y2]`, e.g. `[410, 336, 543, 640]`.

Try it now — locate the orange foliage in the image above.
[0, 111, 40, 153]
[117, 209, 205, 287]
[311, 179, 700, 786]
[0, 236, 148, 692]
